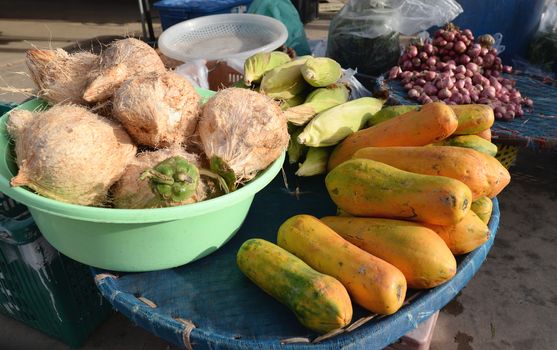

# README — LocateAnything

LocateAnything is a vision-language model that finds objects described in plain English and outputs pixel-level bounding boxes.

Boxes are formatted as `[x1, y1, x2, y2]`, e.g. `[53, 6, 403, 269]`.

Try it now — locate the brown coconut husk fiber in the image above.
[26, 48, 99, 105]
[82, 38, 166, 103]
[199, 88, 289, 183]
[8, 105, 137, 206]
[111, 145, 206, 209]
[112, 71, 201, 148]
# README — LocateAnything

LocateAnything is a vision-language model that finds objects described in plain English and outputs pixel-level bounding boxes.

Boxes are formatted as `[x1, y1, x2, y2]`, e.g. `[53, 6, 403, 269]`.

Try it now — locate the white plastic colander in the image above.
[158, 14, 288, 62]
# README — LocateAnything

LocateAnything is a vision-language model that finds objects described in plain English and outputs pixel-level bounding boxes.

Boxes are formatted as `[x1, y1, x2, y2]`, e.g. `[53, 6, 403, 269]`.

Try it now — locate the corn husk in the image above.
[112, 71, 201, 148]
[301, 57, 342, 87]
[244, 51, 291, 85]
[8, 105, 136, 206]
[83, 38, 166, 103]
[260, 56, 311, 100]
[295, 147, 331, 176]
[199, 88, 289, 184]
[280, 95, 306, 111]
[298, 97, 384, 147]
[287, 125, 307, 164]
[26, 48, 99, 105]
[284, 84, 350, 125]
[112, 146, 206, 209]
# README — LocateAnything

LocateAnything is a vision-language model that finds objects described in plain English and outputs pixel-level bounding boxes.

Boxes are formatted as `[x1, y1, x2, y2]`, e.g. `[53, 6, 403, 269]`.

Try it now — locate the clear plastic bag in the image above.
[326, 0, 463, 76]
[528, 1, 557, 73]
[175, 60, 210, 90]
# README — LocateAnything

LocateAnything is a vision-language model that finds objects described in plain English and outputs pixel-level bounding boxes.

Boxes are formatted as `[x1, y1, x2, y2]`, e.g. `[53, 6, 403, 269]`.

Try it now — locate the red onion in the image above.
[499, 94, 510, 103]
[424, 71, 437, 81]
[468, 44, 481, 57]
[424, 83, 438, 95]
[438, 88, 452, 99]
[402, 61, 413, 71]
[466, 62, 479, 73]
[451, 93, 463, 104]
[473, 56, 484, 66]
[463, 29, 474, 40]
[388, 66, 402, 79]
[483, 86, 496, 99]
[484, 54, 495, 68]
[454, 41, 467, 53]
[408, 89, 420, 99]
[455, 80, 466, 90]
[453, 65, 464, 74]
[443, 31, 455, 41]
[393, 25, 530, 120]
[436, 62, 447, 70]
[459, 55, 471, 65]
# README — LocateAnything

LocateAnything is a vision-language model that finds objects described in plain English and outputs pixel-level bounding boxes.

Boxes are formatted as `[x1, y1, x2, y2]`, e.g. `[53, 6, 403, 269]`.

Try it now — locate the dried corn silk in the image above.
[113, 71, 200, 148]
[26, 48, 99, 105]
[112, 146, 206, 209]
[199, 88, 289, 183]
[8, 105, 136, 206]
[83, 38, 165, 103]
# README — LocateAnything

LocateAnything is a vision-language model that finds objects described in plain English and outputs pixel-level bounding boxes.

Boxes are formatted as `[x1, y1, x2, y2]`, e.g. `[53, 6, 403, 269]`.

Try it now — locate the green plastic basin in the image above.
[0, 93, 285, 272]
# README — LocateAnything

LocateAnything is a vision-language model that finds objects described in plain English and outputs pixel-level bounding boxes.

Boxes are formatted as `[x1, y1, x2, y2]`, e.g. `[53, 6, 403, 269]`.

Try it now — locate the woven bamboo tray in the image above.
[92, 163, 500, 350]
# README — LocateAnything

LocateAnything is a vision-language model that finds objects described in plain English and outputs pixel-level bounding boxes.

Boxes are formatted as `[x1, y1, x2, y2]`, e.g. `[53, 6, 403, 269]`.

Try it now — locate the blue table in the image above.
[92, 163, 500, 349]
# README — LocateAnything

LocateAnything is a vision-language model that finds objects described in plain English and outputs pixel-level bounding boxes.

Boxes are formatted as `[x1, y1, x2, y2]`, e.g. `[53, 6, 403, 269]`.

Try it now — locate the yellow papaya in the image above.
[326, 159, 472, 226]
[277, 215, 407, 315]
[321, 216, 457, 289]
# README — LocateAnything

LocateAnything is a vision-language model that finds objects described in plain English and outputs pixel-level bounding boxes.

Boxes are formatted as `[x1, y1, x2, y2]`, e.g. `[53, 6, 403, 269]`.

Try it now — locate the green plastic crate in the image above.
[0, 187, 112, 347]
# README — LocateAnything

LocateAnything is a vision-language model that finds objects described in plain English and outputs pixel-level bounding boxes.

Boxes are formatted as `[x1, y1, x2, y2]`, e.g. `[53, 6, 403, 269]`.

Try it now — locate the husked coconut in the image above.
[198, 88, 289, 183]
[112, 71, 200, 148]
[112, 146, 206, 209]
[6, 109, 35, 141]
[83, 38, 165, 103]
[26, 48, 99, 105]
[8, 105, 136, 206]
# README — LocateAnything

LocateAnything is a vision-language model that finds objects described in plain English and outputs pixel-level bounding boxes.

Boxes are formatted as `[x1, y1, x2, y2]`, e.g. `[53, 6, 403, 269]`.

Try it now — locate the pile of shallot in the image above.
[389, 24, 533, 120]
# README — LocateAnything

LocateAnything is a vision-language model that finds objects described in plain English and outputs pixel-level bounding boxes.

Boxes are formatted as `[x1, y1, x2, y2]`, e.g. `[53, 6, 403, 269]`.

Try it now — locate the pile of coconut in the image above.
[8, 38, 289, 208]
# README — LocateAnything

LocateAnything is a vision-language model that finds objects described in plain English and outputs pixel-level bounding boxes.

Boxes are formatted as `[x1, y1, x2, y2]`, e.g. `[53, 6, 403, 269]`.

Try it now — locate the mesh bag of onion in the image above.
[388, 24, 533, 121]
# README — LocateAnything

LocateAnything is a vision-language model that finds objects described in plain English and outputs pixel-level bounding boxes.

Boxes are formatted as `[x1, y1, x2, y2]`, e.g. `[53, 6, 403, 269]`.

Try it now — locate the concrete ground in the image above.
[0, 1, 556, 349]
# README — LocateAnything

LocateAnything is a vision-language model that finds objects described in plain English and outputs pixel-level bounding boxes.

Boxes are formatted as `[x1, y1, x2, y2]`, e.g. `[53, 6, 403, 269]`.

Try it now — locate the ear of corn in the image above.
[260, 56, 312, 100]
[301, 57, 342, 87]
[298, 97, 384, 147]
[243, 51, 291, 85]
[285, 84, 350, 126]
[287, 125, 307, 164]
[280, 94, 306, 111]
[295, 147, 331, 176]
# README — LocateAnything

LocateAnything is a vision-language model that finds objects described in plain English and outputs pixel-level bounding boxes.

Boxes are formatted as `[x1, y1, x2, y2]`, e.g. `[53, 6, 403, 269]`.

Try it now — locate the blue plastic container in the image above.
[154, 0, 253, 30]
[451, 0, 545, 61]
